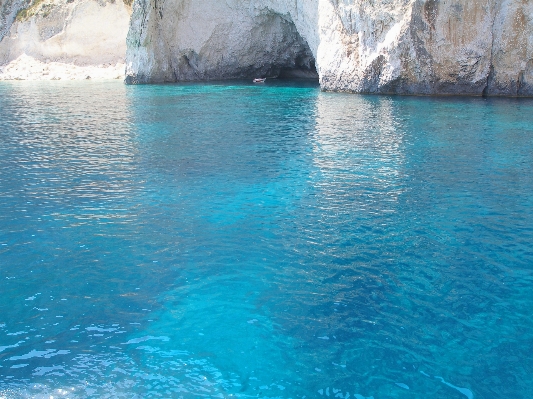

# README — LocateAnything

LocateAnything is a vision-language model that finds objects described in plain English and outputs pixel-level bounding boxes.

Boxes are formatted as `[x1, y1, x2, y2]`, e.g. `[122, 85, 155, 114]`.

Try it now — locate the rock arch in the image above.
[125, 1, 318, 84]
[125, 0, 533, 97]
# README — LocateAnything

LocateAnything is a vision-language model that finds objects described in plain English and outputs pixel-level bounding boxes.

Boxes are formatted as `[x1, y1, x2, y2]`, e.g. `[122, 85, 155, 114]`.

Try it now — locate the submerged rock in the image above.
[125, 0, 533, 97]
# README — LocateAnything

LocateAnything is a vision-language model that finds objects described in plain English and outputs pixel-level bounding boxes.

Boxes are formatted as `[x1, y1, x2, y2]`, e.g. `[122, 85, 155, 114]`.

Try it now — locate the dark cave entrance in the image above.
[250, 13, 318, 81]
[167, 11, 319, 83]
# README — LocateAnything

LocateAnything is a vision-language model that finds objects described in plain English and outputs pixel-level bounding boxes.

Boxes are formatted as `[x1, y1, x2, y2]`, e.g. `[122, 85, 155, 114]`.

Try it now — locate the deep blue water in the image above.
[0, 80, 532, 399]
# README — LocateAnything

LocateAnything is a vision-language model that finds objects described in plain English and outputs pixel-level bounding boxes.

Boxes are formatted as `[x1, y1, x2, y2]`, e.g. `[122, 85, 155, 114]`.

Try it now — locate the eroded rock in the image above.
[0, 0, 131, 80]
[125, 0, 533, 96]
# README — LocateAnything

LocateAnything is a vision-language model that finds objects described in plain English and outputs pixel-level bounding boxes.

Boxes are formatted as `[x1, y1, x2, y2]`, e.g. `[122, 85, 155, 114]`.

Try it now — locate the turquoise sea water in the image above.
[0, 80, 532, 399]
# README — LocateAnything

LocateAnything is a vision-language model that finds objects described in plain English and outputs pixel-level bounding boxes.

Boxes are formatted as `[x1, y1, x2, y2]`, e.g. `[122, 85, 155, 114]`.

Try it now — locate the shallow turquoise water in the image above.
[0, 80, 532, 398]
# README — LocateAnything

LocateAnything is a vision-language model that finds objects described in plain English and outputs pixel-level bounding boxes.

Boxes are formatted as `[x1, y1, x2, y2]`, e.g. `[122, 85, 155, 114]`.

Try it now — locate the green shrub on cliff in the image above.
[16, 0, 47, 21]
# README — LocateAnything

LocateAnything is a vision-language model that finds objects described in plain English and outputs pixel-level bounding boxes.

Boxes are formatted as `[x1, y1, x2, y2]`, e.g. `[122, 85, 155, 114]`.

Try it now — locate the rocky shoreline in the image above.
[0, 0, 130, 81]
[1, 0, 532, 96]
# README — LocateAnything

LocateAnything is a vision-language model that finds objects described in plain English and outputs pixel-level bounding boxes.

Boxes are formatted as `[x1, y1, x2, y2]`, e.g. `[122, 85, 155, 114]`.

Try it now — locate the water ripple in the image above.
[1, 81, 532, 398]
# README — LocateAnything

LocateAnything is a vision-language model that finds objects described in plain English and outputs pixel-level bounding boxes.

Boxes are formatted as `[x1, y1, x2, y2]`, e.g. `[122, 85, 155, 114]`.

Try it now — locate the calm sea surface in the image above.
[0, 80, 532, 399]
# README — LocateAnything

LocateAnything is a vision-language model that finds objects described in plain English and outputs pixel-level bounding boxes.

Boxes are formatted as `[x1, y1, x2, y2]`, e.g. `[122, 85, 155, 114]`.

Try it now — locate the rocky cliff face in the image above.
[125, 0, 533, 96]
[2, 0, 531, 93]
[0, 0, 131, 80]
[125, 0, 319, 84]
[1, 0, 24, 42]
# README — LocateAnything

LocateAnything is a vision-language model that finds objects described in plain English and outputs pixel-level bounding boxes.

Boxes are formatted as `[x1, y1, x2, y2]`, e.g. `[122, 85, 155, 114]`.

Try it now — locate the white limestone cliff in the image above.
[125, 0, 533, 96]
[125, 0, 320, 84]
[0, 0, 131, 80]
[1, 0, 531, 94]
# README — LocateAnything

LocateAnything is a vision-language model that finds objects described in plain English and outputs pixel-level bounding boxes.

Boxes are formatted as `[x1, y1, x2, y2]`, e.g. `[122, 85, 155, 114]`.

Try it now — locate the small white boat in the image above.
[253, 78, 266, 83]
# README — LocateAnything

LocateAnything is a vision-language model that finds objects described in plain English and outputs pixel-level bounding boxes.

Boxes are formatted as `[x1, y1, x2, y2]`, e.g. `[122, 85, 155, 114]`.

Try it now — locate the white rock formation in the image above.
[125, 0, 533, 96]
[1, 0, 530, 94]
[1, 0, 25, 42]
[0, 0, 131, 80]
[125, 0, 320, 84]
